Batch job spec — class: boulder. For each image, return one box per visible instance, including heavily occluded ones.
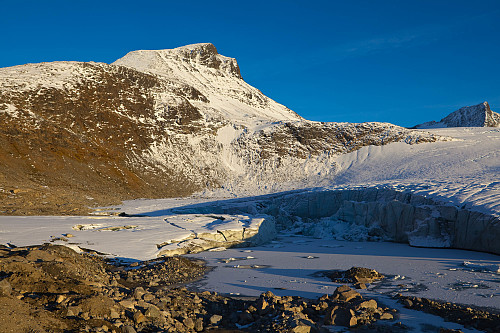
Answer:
[325,306,357,327]
[0,279,12,296]
[332,285,361,302]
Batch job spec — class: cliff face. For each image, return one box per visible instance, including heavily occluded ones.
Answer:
[0,43,441,214]
[414,102,500,129]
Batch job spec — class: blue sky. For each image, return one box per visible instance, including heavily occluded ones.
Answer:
[1,0,499,126]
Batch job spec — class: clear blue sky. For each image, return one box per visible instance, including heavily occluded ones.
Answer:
[1,0,499,127]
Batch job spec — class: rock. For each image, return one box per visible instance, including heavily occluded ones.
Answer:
[133,287,145,299]
[137,300,150,309]
[56,295,66,304]
[262,290,276,299]
[239,311,253,324]
[67,306,82,316]
[0,279,12,296]
[210,314,222,324]
[325,306,357,327]
[143,293,155,302]
[183,317,195,329]
[194,317,204,331]
[145,305,161,319]
[79,295,115,318]
[357,299,377,310]
[110,309,120,319]
[380,312,394,320]
[354,282,367,289]
[334,285,351,293]
[318,301,329,311]
[333,285,361,302]
[403,299,413,308]
[256,298,269,313]
[328,267,385,284]
[414,102,500,128]
[174,319,186,332]
[133,311,146,324]
[121,326,137,333]
[119,299,135,309]
[290,324,312,333]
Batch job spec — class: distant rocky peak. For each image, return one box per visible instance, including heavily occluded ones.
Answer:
[414,101,500,128]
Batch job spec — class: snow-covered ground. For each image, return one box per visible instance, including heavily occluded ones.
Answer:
[332,127,500,217]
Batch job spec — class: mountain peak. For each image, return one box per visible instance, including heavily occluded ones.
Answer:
[173,42,219,55]
[414,102,500,128]
[110,43,301,126]
[113,43,241,78]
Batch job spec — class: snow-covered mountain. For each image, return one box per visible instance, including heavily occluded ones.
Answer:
[0,43,441,214]
[414,101,500,128]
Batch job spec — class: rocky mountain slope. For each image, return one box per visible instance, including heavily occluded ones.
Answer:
[413,101,500,128]
[0,43,441,214]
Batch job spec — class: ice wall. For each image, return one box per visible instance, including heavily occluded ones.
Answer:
[175,188,500,254]
[268,188,500,254]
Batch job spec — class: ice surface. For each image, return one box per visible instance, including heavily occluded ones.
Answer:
[187,235,498,330]
[462,261,500,273]
[0,213,275,260]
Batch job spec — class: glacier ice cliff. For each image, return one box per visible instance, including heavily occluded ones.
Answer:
[172,187,500,255]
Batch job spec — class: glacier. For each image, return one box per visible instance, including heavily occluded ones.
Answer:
[3,127,496,258]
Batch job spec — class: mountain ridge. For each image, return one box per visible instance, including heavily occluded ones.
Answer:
[0,43,442,215]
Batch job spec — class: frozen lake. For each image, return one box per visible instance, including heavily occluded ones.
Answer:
[188,234,500,332]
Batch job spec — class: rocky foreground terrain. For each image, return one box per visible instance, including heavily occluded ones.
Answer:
[1,244,499,332]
